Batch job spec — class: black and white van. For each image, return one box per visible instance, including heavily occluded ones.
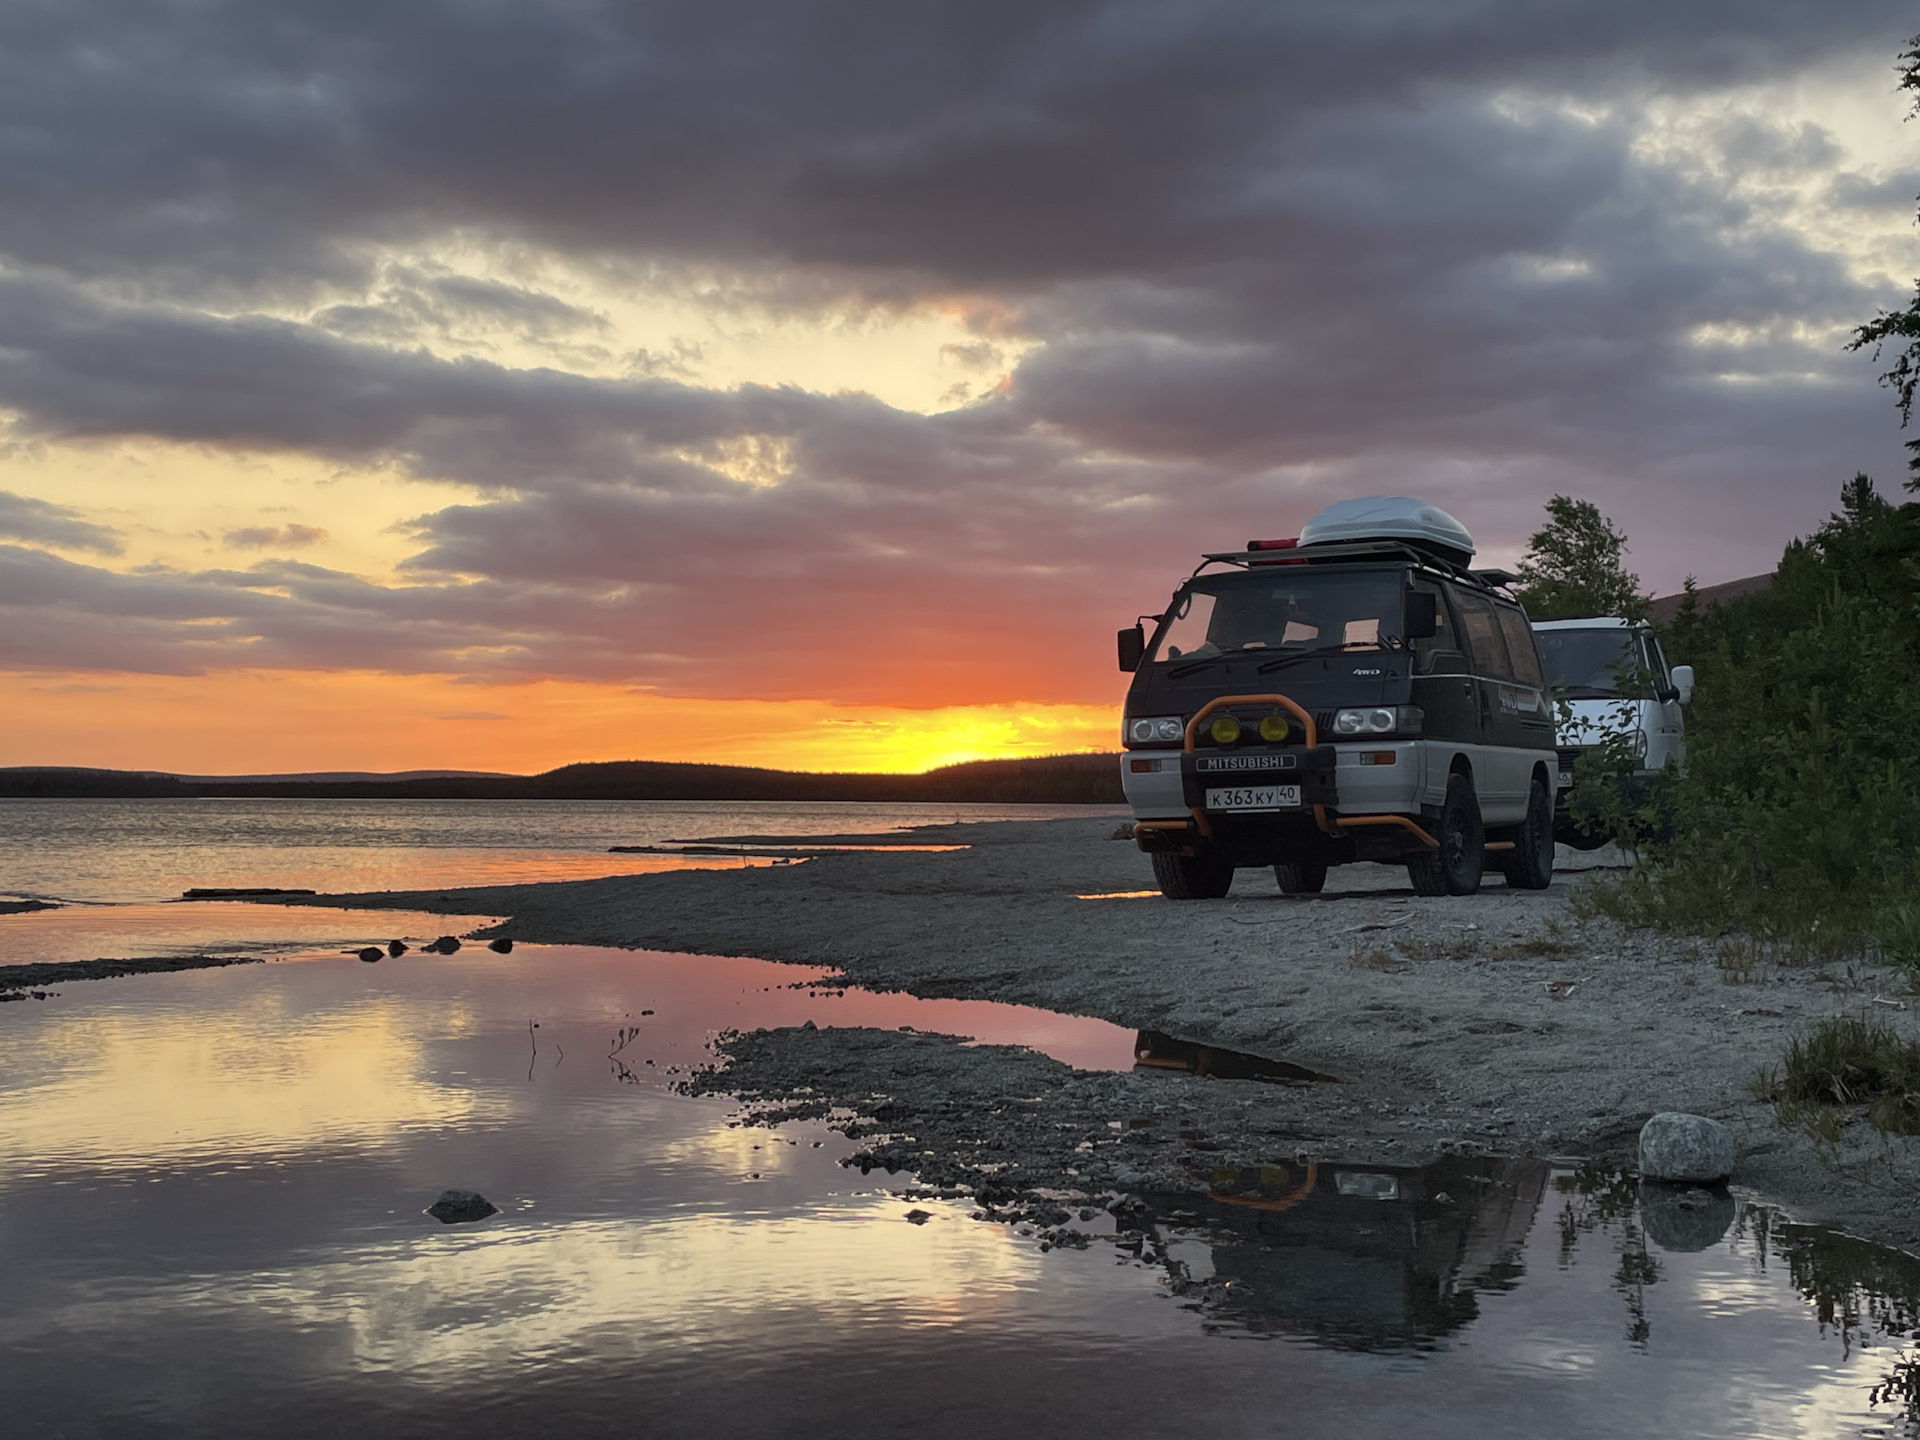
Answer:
[1116,497,1556,899]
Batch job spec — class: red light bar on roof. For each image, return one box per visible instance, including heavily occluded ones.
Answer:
[1246,537,1298,551]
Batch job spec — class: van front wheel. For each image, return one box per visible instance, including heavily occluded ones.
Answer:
[1407,773,1484,897]
[1152,849,1235,900]
[1274,862,1327,895]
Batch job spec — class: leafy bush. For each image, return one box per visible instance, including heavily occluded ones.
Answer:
[1587,477,1920,966]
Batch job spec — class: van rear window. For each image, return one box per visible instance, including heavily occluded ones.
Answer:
[1495,606,1545,688]
[1451,590,1514,681]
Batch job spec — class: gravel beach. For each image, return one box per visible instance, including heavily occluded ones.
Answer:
[277,815,1920,1251]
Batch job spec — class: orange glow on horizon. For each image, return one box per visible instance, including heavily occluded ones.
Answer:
[1,669,1120,776]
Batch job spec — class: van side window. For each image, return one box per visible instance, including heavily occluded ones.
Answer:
[1408,578,1458,673]
[1644,632,1672,691]
[1495,605,1545,688]
[1452,588,1515,680]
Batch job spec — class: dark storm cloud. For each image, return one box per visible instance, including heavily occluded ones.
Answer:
[0,0,1915,698]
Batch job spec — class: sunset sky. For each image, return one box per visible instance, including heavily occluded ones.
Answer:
[4,1,1918,775]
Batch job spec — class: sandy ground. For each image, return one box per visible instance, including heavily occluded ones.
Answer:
[276,816,1920,1251]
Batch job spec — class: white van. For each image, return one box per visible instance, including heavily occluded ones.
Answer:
[1531,618,1693,849]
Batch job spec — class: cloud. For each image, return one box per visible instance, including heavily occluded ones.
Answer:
[0,490,123,554]
[223,524,329,549]
[0,1,1915,706]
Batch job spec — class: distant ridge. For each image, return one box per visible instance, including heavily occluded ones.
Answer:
[0,753,1125,804]
[1646,572,1772,626]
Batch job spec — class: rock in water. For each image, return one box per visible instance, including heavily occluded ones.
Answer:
[1638,1112,1735,1183]
[427,935,461,954]
[426,1189,498,1224]
[487,937,513,953]
[1639,1182,1736,1253]
[356,947,384,963]
[387,939,408,957]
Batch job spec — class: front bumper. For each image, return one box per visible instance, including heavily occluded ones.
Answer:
[1123,742,1430,861]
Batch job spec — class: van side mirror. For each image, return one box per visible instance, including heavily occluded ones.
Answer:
[1670,664,1694,705]
[1403,591,1439,640]
[1117,624,1146,673]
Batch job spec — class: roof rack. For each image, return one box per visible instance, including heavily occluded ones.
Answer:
[1194,538,1497,587]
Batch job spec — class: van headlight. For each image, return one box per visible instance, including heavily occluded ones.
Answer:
[1332,706,1423,737]
[1126,715,1186,745]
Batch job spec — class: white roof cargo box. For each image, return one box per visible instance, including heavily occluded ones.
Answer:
[1297,496,1476,568]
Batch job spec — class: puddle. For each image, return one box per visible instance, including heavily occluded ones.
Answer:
[4,941,1920,1437]
[613,842,964,855]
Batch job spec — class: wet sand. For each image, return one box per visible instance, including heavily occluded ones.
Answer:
[258,815,1919,1251]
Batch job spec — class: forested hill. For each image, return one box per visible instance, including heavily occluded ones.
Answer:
[0,752,1126,804]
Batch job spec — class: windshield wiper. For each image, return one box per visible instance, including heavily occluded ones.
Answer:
[1166,649,1260,680]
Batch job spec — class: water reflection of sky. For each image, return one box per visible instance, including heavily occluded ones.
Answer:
[3,943,1918,1438]
[0,797,1103,903]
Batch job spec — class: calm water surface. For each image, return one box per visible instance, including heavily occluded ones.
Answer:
[0,940,1918,1438]
[0,798,1124,903]
[4,802,1920,1436]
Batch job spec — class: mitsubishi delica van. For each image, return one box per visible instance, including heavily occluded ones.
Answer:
[1532,618,1693,849]
[1115,497,1556,899]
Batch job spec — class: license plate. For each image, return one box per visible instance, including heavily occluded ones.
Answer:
[1205,785,1301,811]
[1556,770,1574,789]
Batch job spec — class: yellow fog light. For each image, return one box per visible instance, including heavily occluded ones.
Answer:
[1258,714,1291,743]
[1208,714,1242,745]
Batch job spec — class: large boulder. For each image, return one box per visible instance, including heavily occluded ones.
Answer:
[1638,1112,1735,1183]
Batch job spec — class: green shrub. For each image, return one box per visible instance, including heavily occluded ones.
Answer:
[1585,477,1920,967]
[1755,1016,1920,1136]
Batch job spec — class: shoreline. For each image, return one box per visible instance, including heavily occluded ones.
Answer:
[255,814,1918,1253]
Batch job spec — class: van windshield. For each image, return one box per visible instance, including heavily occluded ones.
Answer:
[1150,570,1404,665]
[1536,628,1645,699]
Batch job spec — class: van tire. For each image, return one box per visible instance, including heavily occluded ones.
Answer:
[1407,773,1484,897]
[1501,777,1555,890]
[1274,862,1328,895]
[1152,849,1234,899]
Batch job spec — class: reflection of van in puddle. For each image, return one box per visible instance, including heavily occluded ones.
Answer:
[1132,1029,1338,1084]
[1533,619,1693,849]
[1117,497,1556,898]
[1127,1155,1549,1349]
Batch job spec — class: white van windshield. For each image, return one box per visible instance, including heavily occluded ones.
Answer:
[1151,570,1404,664]
[1536,628,1648,698]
